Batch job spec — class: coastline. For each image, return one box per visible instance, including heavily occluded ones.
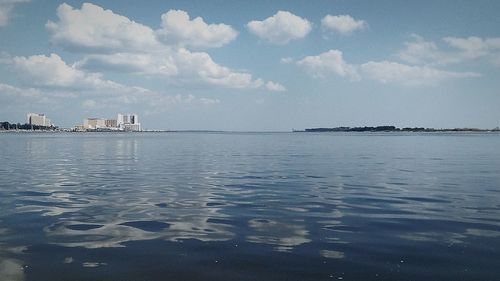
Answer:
[1,129,500,134]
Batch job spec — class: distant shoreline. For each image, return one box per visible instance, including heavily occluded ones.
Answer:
[296,126,500,133]
[1,129,500,134]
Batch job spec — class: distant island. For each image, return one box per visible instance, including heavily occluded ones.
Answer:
[296,126,500,132]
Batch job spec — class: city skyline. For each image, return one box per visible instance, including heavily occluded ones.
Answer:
[80,113,141,131]
[1,0,500,130]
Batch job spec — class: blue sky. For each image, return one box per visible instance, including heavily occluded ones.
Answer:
[1,0,499,130]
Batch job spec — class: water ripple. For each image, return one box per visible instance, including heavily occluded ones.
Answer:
[0,132,499,280]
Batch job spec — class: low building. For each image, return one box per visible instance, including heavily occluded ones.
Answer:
[74,125,85,132]
[27,113,51,127]
[83,118,106,129]
[122,123,141,131]
[105,119,117,128]
[79,114,141,131]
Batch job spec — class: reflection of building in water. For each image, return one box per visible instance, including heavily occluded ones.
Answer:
[27,113,51,126]
[115,139,139,157]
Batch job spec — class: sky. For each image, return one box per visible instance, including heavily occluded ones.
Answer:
[0,0,499,131]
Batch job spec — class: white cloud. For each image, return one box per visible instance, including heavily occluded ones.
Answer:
[77,52,178,76]
[198,97,220,105]
[247,11,312,44]
[2,52,222,115]
[295,48,480,86]
[0,4,12,26]
[0,83,78,108]
[81,89,220,111]
[157,10,238,48]
[296,49,359,80]
[158,94,220,106]
[0,82,41,98]
[397,34,443,65]
[44,3,269,91]
[78,49,267,89]
[46,3,160,52]
[321,14,367,34]
[280,57,293,64]
[11,53,120,89]
[360,61,480,86]
[443,36,500,59]
[398,34,500,66]
[265,81,286,92]
[82,99,97,109]
[0,8,8,26]
[174,48,263,88]
[6,54,174,110]
[0,0,28,27]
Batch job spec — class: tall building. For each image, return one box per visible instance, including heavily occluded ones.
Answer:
[117,113,141,131]
[117,114,125,125]
[27,113,51,126]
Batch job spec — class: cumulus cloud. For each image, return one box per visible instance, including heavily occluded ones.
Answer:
[443,36,500,59]
[398,34,500,66]
[0,5,10,26]
[0,0,28,27]
[0,82,220,115]
[280,57,293,64]
[82,99,97,109]
[360,60,480,86]
[46,3,160,52]
[0,83,79,109]
[265,81,286,92]
[247,11,312,44]
[0,82,41,98]
[397,34,444,65]
[296,49,479,86]
[78,49,264,89]
[7,53,209,110]
[77,50,267,89]
[175,48,263,88]
[321,14,367,34]
[157,10,238,48]
[45,3,270,90]
[157,94,220,106]
[11,53,121,89]
[296,49,359,80]
[77,52,179,76]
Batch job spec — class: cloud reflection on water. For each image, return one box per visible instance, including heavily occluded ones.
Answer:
[0,259,25,281]
[246,219,310,252]
[1,133,500,280]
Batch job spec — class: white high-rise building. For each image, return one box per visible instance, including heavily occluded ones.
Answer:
[117,113,141,131]
[117,114,123,125]
[27,113,51,126]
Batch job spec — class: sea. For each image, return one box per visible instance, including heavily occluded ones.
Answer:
[0,132,499,281]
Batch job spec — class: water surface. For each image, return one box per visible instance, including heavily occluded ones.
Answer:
[1,132,499,280]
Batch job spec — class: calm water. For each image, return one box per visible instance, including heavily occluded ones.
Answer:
[1,132,500,281]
